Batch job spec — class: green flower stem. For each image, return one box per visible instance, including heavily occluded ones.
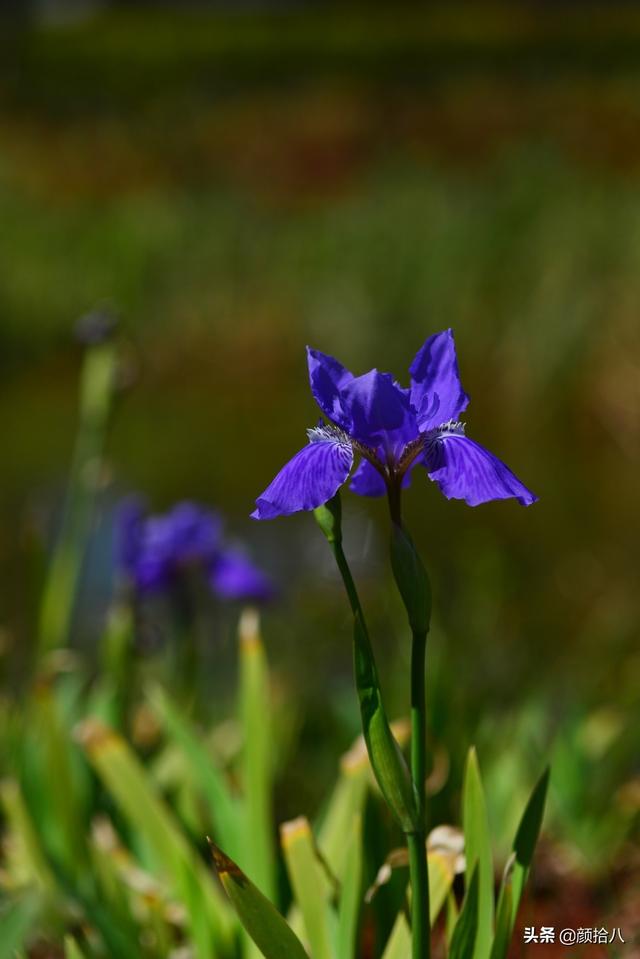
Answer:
[388,485,432,959]
[38,338,117,658]
[408,627,430,959]
[314,497,418,836]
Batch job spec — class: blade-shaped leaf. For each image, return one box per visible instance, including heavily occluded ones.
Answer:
[0,779,55,891]
[240,610,277,900]
[490,767,549,959]
[511,767,550,928]
[281,817,336,959]
[462,748,493,959]
[211,841,309,959]
[336,814,362,959]
[148,684,242,860]
[449,866,479,959]
[77,718,235,959]
[489,870,513,959]
[428,850,457,924]
[352,610,418,834]
[318,739,369,883]
[381,914,411,959]
[0,895,40,959]
[64,936,88,959]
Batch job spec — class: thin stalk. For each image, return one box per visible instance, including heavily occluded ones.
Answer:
[388,476,431,959]
[409,627,430,959]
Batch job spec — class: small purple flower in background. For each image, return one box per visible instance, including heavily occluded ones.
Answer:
[252,329,537,519]
[116,499,275,604]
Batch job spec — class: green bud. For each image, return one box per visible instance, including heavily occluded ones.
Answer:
[390,525,431,636]
[313,494,342,545]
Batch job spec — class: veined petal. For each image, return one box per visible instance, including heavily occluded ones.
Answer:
[349,459,387,497]
[409,329,470,431]
[252,428,354,519]
[425,430,537,506]
[340,369,417,448]
[307,347,354,431]
[209,549,275,603]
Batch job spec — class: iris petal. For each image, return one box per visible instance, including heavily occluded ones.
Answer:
[349,459,387,497]
[307,347,354,431]
[409,329,470,431]
[340,369,417,448]
[252,434,354,519]
[425,432,537,506]
[349,458,415,497]
[209,549,275,603]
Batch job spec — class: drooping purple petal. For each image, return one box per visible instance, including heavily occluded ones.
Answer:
[409,329,470,431]
[349,459,387,497]
[252,429,354,519]
[349,457,416,497]
[424,430,537,506]
[339,369,417,450]
[307,347,354,431]
[209,549,275,603]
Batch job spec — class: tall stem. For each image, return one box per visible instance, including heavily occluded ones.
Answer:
[388,474,430,959]
[409,627,429,959]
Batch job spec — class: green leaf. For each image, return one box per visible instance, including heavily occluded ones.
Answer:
[317,738,369,883]
[0,895,40,959]
[78,718,235,959]
[462,748,493,959]
[64,936,88,959]
[240,610,277,900]
[381,914,411,959]
[352,610,418,833]
[428,850,457,924]
[389,525,431,635]
[211,841,309,959]
[511,767,550,927]
[336,814,362,959]
[281,817,336,959]
[446,892,459,946]
[148,684,242,861]
[0,779,55,891]
[489,868,513,959]
[489,767,550,959]
[449,866,479,959]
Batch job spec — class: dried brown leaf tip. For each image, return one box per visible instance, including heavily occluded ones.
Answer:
[74,717,118,752]
[207,838,246,885]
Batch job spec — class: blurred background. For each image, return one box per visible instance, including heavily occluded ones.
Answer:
[1,1,639,953]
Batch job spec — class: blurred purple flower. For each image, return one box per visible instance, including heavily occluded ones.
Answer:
[252,329,537,519]
[116,499,274,603]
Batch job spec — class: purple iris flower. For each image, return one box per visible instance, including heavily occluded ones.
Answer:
[252,329,537,519]
[116,499,274,603]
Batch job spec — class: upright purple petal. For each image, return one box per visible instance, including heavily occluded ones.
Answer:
[340,369,417,449]
[209,549,276,603]
[252,429,354,519]
[164,502,222,565]
[425,430,537,507]
[307,347,355,431]
[409,329,470,431]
